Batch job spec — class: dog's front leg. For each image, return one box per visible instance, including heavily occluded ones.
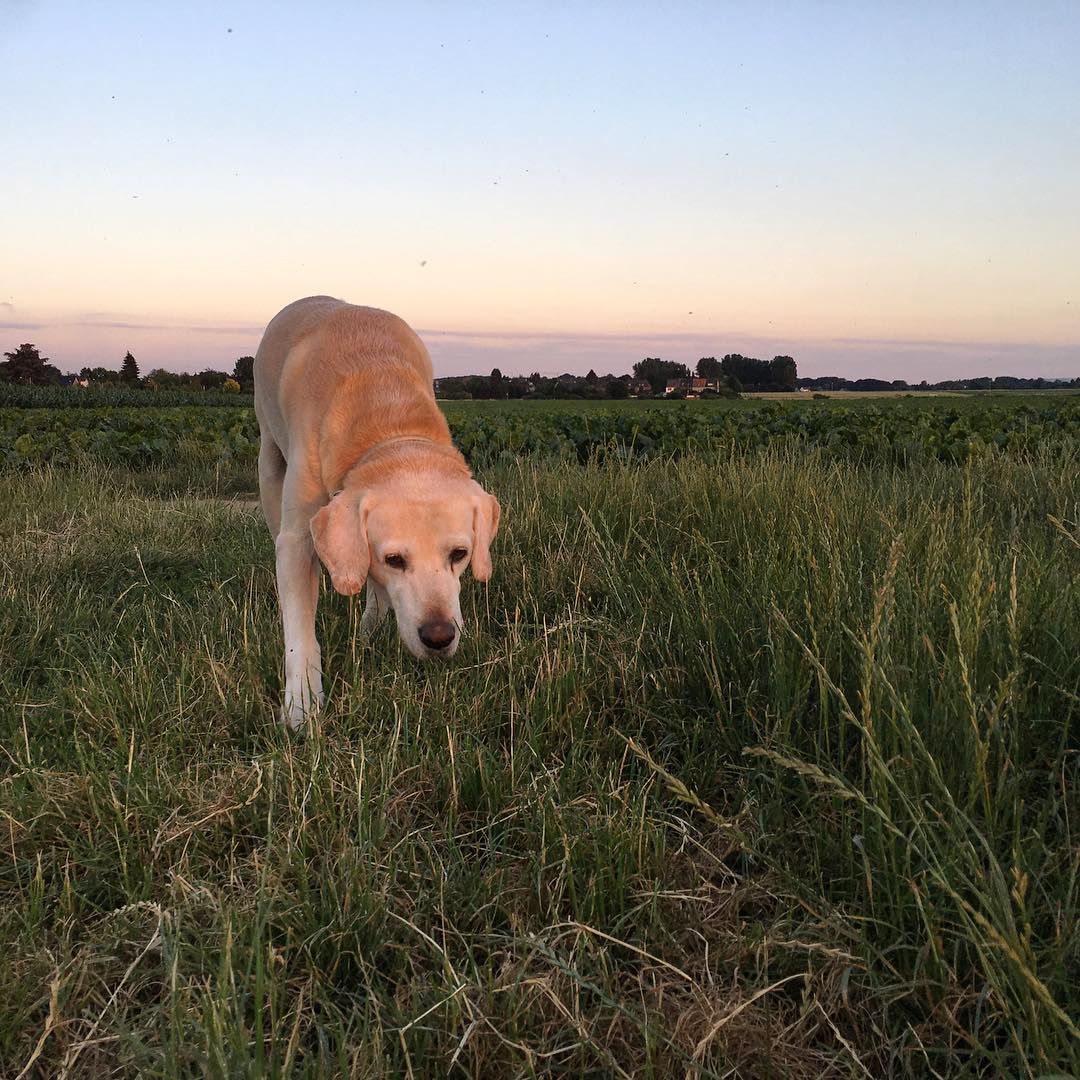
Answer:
[275,529,323,729]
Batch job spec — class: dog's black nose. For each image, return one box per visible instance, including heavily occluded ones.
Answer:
[418,621,456,650]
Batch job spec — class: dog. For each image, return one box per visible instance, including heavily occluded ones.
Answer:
[254,296,501,728]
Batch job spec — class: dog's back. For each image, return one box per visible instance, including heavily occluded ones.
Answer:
[255,296,450,486]
[255,297,438,461]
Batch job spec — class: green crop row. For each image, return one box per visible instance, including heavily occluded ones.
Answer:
[1,398,1077,468]
[0,383,255,409]
[0,407,259,466]
[449,397,1080,466]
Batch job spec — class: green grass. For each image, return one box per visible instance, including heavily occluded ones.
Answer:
[1,441,1077,1076]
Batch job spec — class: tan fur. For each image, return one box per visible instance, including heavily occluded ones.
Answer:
[254,296,501,728]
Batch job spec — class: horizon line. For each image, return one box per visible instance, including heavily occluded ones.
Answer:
[2,317,1078,356]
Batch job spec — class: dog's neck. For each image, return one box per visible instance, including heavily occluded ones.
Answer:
[317,373,464,493]
[353,434,438,466]
[334,435,470,495]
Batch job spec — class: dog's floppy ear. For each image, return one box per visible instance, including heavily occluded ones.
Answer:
[470,488,501,582]
[310,491,369,595]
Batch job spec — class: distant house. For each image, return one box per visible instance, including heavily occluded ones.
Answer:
[665,377,720,397]
[59,374,90,388]
[629,379,653,396]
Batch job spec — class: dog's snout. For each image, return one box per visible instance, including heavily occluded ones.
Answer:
[418,620,456,651]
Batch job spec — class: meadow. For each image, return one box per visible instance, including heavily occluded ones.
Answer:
[0,394,1077,1077]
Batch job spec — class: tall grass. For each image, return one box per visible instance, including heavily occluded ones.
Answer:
[0,444,1076,1076]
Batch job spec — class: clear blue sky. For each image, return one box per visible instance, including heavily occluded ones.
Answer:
[3,0,1078,378]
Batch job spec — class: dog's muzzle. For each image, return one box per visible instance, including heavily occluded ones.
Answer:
[418,620,457,651]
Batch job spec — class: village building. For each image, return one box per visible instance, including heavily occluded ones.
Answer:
[664,377,721,397]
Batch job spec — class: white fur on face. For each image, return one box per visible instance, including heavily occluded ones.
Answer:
[364,487,477,659]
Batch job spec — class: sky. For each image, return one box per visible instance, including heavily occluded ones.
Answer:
[2,0,1079,380]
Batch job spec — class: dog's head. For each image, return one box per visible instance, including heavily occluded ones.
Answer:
[311,475,500,658]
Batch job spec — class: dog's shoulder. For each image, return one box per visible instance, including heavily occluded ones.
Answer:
[320,304,427,360]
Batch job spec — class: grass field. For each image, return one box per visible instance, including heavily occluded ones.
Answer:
[1,399,1077,1076]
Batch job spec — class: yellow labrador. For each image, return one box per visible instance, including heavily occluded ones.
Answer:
[254,296,501,728]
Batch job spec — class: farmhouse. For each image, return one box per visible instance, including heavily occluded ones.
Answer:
[664,377,721,397]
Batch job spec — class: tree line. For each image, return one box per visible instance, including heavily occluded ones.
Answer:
[6,343,793,399]
[798,374,1080,391]
[436,368,633,401]
[436,354,797,400]
[0,345,255,391]
[6,342,1074,398]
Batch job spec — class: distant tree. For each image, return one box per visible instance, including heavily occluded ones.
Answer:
[585,368,598,384]
[197,368,227,390]
[607,376,630,399]
[223,378,241,393]
[769,355,797,390]
[720,354,768,390]
[144,368,189,389]
[529,375,556,398]
[696,356,722,379]
[489,367,506,400]
[720,353,796,391]
[466,375,492,400]
[798,375,847,391]
[632,357,690,394]
[232,355,255,390]
[120,351,140,385]
[0,343,61,385]
[80,365,118,385]
[632,357,662,391]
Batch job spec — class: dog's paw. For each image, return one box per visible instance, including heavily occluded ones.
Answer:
[278,705,307,733]
[279,692,323,732]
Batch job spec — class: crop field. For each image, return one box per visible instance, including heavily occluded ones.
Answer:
[2,393,1077,469]
[1,394,1078,1076]
[0,383,254,410]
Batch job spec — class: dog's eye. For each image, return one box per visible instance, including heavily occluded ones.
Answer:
[449,548,468,566]
[385,554,407,571]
